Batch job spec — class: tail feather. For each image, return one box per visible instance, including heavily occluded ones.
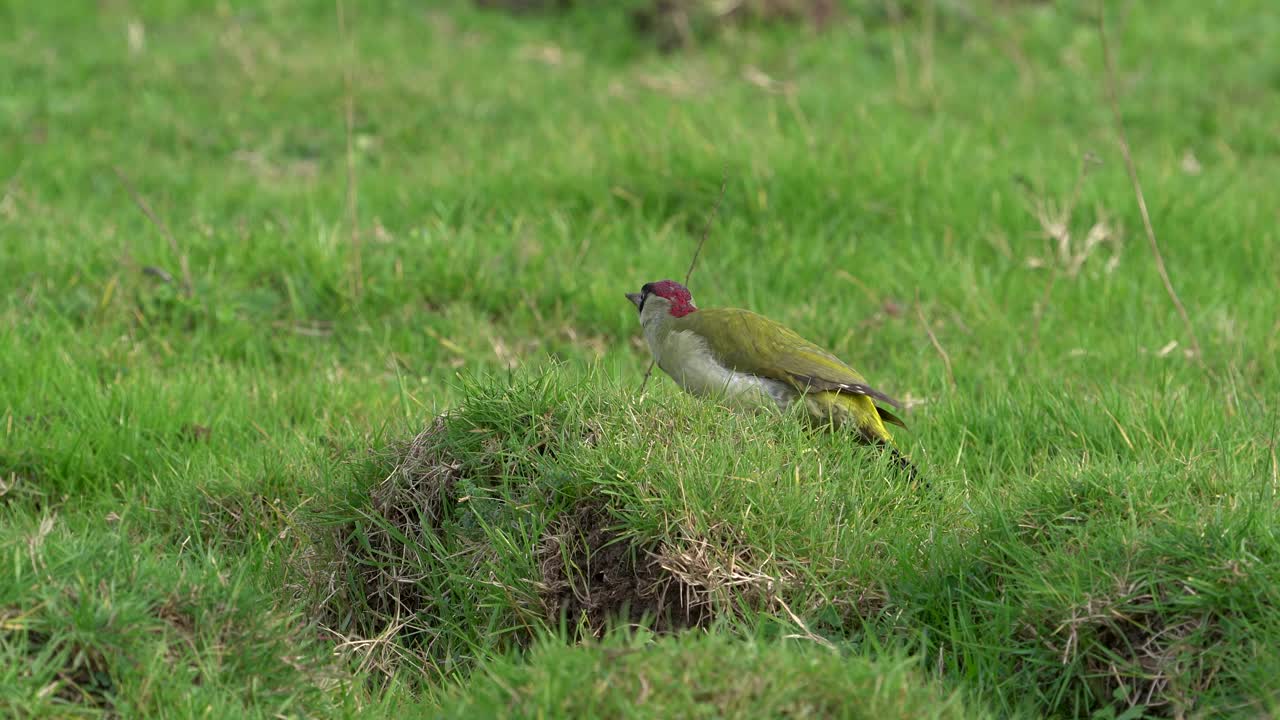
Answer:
[877,405,907,429]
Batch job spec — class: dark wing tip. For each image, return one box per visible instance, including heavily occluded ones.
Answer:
[790,374,905,410]
[837,382,904,410]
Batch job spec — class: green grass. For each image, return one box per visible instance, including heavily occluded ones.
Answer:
[2,0,1279,717]
[430,629,982,719]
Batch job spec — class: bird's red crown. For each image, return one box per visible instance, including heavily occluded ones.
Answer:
[641,280,697,317]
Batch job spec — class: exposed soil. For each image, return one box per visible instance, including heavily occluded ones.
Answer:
[538,502,710,636]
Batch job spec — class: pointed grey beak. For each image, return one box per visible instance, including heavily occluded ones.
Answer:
[625,292,643,310]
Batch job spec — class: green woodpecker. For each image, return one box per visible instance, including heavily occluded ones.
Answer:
[627,280,914,475]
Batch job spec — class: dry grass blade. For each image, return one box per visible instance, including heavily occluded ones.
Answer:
[639,168,728,392]
[112,166,192,296]
[1096,7,1206,371]
[337,0,362,299]
[915,290,955,389]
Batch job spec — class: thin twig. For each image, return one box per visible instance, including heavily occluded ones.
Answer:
[915,290,955,389]
[1097,7,1204,367]
[918,0,937,104]
[113,166,192,296]
[639,169,728,392]
[885,0,910,101]
[338,0,362,299]
[680,180,724,289]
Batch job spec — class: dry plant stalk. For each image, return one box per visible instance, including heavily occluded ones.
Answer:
[639,169,728,392]
[915,289,955,389]
[113,166,193,296]
[1096,7,1206,369]
[337,0,362,299]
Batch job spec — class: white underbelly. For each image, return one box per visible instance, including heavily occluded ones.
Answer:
[655,330,796,411]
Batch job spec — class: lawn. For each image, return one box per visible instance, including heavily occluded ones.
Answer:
[2,0,1279,717]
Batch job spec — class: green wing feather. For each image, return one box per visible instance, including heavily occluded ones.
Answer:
[673,308,906,426]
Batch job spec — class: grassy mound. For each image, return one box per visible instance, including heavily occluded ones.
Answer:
[311,369,921,679]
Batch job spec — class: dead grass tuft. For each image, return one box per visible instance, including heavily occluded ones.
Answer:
[1016,157,1122,279]
[658,530,793,612]
[373,417,461,537]
[344,417,462,628]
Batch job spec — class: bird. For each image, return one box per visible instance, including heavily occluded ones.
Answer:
[626,279,915,476]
